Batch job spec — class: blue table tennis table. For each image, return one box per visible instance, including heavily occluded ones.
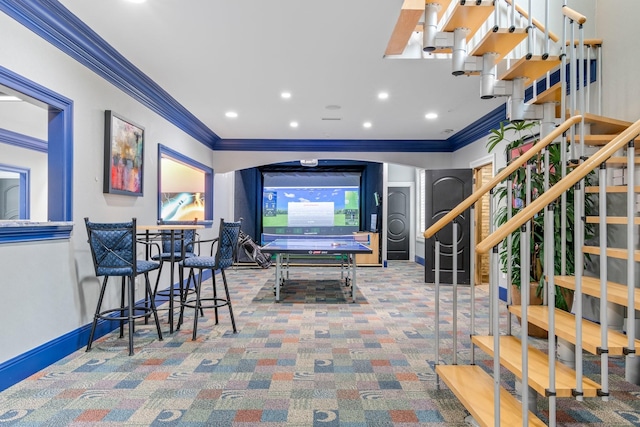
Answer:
[260,235,373,303]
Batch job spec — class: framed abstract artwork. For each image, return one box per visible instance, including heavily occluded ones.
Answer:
[103,110,144,196]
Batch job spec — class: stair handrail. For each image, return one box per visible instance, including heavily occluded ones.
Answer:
[477,117,640,254]
[504,0,559,42]
[562,4,587,25]
[423,115,583,239]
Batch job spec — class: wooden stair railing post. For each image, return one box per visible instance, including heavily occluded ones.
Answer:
[598,162,610,400]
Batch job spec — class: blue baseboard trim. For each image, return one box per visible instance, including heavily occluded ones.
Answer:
[0,269,215,391]
[499,285,507,302]
[414,255,425,266]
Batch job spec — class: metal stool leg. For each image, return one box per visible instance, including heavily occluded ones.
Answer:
[86,277,109,352]
[221,269,237,333]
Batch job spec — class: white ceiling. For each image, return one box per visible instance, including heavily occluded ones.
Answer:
[58,0,504,142]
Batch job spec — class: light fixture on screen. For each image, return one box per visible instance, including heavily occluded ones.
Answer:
[300,159,318,167]
[225,111,238,118]
[281,91,292,99]
[363,122,372,128]
[425,112,438,119]
[290,121,299,128]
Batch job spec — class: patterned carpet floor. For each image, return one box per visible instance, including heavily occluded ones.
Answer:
[1,261,640,426]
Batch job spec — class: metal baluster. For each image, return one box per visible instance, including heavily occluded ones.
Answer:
[574,180,584,400]
[546,202,557,427]
[599,163,609,401]
[470,205,476,364]
[627,140,637,379]
[435,239,441,381]
[453,222,458,366]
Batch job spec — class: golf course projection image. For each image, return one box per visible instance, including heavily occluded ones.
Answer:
[261,171,361,236]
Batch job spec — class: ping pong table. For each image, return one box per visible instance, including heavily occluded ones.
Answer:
[260,235,373,303]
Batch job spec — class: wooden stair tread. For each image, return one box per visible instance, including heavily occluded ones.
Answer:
[585,216,640,225]
[435,365,546,427]
[442,1,495,41]
[472,335,600,398]
[585,185,640,193]
[469,28,528,63]
[569,112,633,134]
[605,157,640,165]
[499,55,561,85]
[555,275,640,311]
[530,82,562,105]
[570,134,621,145]
[583,245,640,262]
[385,0,426,56]
[508,305,629,355]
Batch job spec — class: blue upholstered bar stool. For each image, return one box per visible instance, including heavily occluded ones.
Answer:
[84,218,163,355]
[178,218,240,340]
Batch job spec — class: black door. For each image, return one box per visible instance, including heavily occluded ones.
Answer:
[424,169,472,284]
[387,187,410,260]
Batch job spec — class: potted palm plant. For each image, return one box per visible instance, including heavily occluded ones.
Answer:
[487,120,594,327]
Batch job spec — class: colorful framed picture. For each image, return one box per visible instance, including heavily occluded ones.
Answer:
[103,110,144,196]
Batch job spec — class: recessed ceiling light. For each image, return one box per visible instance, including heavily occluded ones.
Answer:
[0,95,21,102]
[225,111,238,118]
[290,121,299,128]
[425,112,438,119]
[377,92,389,100]
[281,91,292,99]
[363,122,372,128]
[125,0,147,3]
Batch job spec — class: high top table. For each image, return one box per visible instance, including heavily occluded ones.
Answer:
[260,235,372,303]
[137,224,204,333]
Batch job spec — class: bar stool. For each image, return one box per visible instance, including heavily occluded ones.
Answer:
[178,218,241,340]
[84,217,163,355]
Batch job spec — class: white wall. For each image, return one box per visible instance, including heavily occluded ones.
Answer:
[0,0,637,366]
[211,151,452,174]
[0,12,215,363]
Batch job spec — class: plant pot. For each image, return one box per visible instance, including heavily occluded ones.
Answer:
[511,283,548,339]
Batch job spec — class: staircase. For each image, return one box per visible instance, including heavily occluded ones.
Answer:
[389,1,640,425]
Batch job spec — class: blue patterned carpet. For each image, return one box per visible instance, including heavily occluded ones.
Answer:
[1,261,639,426]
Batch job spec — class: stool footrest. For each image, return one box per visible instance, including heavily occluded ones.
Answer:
[182,297,231,310]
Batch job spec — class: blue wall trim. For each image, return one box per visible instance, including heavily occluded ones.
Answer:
[0,223,73,244]
[157,144,214,221]
[0,1,510,154]
[0,269,213,391]
[0,128,47,152]
[0,163,30,219]
[448,104,507,151]
[0,65,73,241]
[213,138,455,152]
[0,0,218,148]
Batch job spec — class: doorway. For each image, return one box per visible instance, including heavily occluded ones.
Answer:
[387,186,410,260]
[474,163,493,285]
[423,169,472,284]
